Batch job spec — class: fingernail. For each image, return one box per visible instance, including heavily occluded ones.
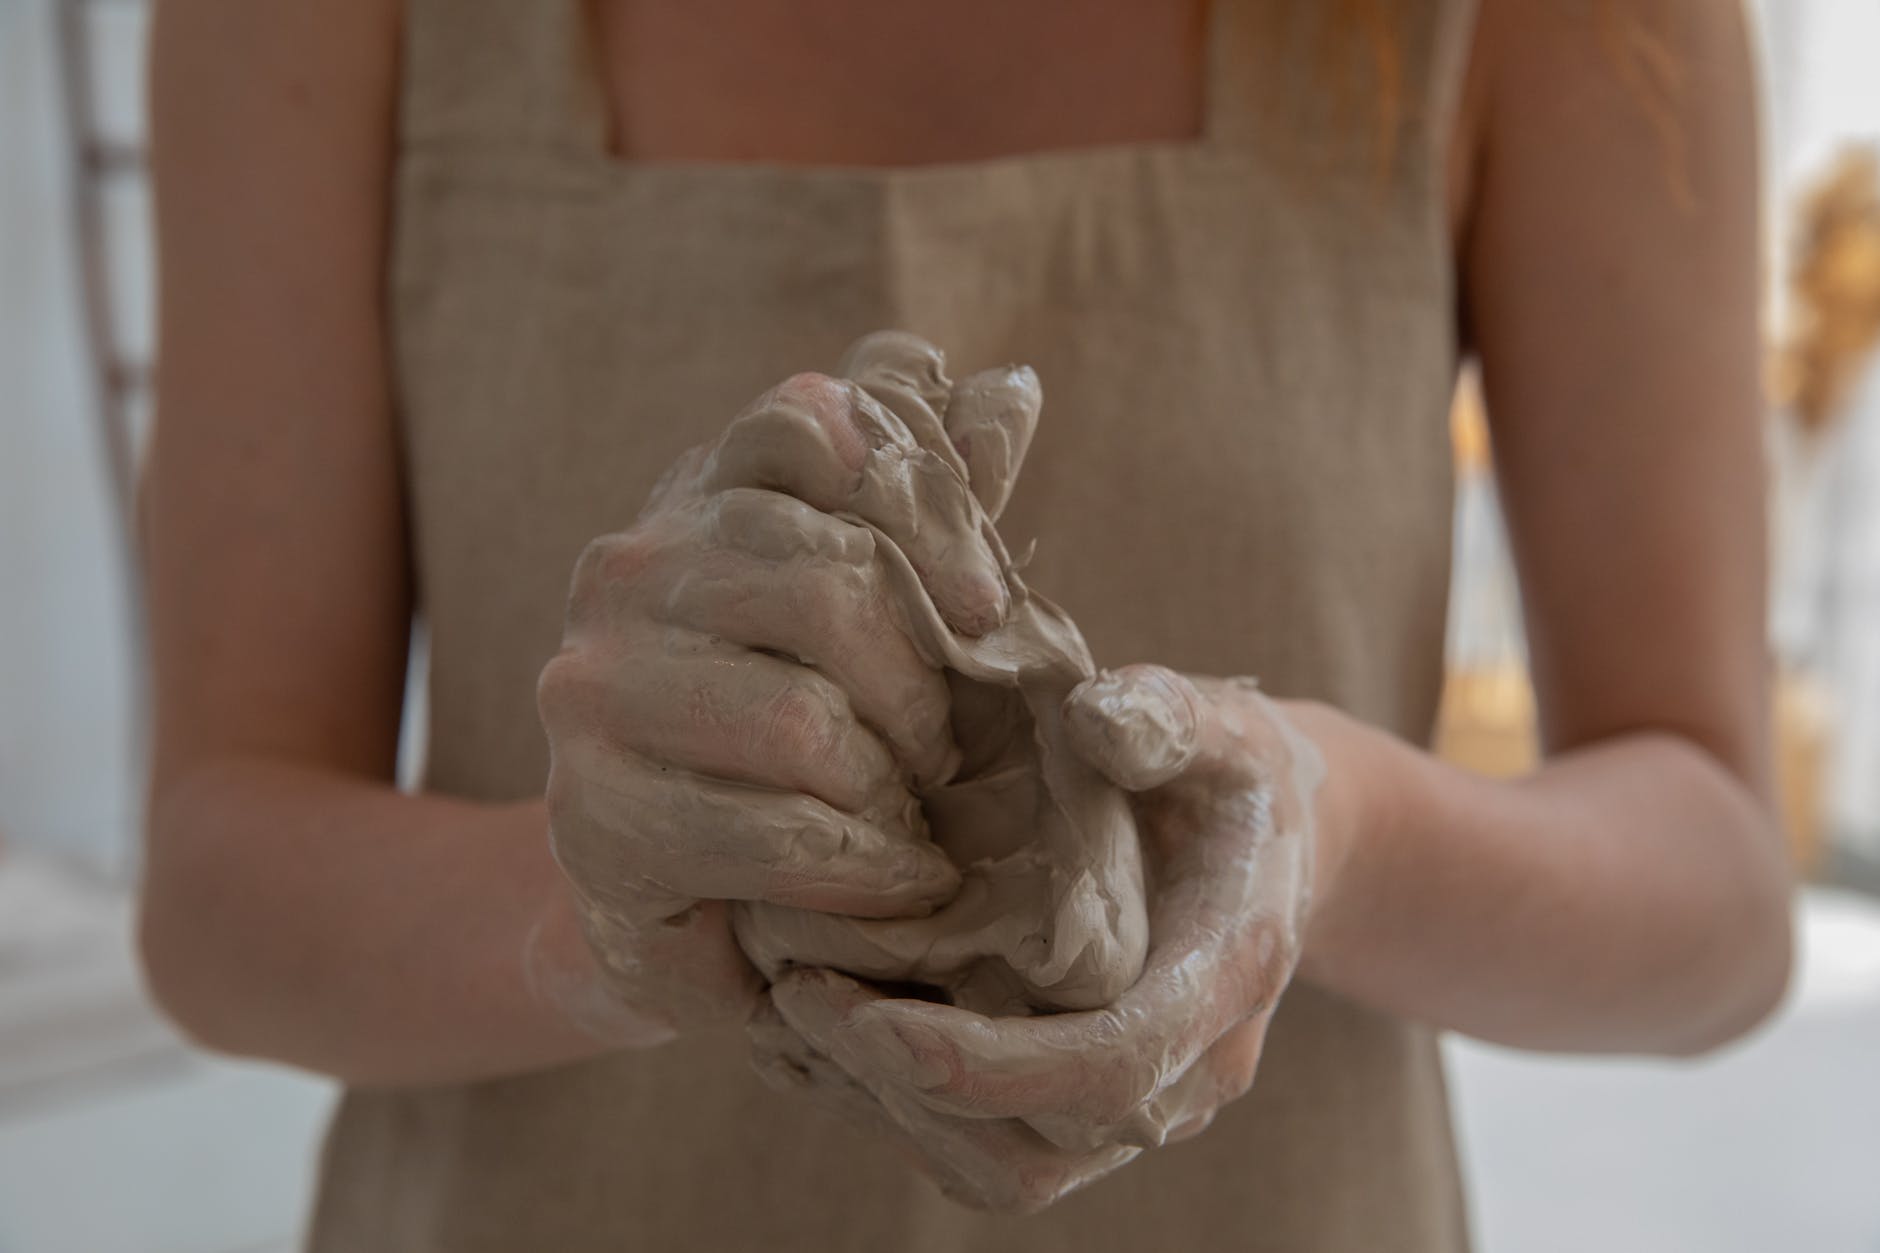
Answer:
[1066,667,1199,791]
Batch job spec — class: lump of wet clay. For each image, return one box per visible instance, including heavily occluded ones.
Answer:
[730,332,1149,1015]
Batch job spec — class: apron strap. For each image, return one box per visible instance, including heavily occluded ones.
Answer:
[1202,0,1483,180]
[398,0,609,157]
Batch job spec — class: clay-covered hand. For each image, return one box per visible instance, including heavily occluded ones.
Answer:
[536,367,1019,1037]
[756,665,1324,1212]
[732,333,1150,1016]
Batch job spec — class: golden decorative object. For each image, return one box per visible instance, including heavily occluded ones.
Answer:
[1435,663,1538,780]
[1779,145,1880,436]
[1776,670,1829,877]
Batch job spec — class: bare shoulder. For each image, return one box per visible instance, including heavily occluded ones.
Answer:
[1451,0,1756,243]
[1472,0,1755,150]
[150,0,400,128]
[148,0,403,314]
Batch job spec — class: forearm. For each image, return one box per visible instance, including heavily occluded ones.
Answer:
[1291,702,1793,1056]
[140,758,660,1085]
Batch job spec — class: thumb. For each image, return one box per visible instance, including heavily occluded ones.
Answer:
[944,365,1041,521]
[1061,664,1204,792]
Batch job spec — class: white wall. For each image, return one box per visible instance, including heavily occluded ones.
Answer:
[1756,0,1880,203]
[0,0,146,877]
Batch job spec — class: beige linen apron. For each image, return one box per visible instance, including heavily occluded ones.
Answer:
[308,0,1478,1247]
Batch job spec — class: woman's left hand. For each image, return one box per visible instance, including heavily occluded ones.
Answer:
[750,664,1328,1213]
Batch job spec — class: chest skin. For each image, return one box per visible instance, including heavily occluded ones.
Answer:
[589,0,1210,166]
[588,0,1479,252]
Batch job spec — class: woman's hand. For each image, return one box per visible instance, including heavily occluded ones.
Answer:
[537,369,1017,1038]
[753,664,1326,1211]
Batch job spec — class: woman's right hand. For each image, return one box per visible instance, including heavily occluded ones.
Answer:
[536,366,1011,1038]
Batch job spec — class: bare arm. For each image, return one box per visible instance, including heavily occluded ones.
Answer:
[139,1,972,1085]
[140,0,623,1083]
[1299,0,1790,1054]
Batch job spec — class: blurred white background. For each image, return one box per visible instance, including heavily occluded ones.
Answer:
[2,2,1879,1251]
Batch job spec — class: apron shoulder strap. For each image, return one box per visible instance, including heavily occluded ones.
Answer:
[397,0,609,157]
[1203,0,1482,184]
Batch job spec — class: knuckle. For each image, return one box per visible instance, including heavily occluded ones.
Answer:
[814,517,878,567]
[535,651,592,729]
[774,372,861,442]
[777,370,839,396]
[721,372,872,486]
[1087,1006,1133,1048]
[1118,1055,1163,1111]
[537,645,640,732]
[752,678,843,762]
[704,487,788,543]
[784,562,874,645]
[1095,1055,1163,1125]
[567,533,660,621]
[706,488,874,570]
[1081,1013,1163,1119]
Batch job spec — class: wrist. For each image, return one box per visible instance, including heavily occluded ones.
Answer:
[520,807,679,1050]
[1274,700,1406,985]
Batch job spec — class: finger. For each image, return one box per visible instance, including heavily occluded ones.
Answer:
[701,371,1011,636]
[1025,1015,1271,1153]
[771,970,1136,1214]
[886,1087,1138,1215]
[1060,664,1209,792]
[833,336,1020,637]
[770,968,1172,1130]
[754,1003,1126,1215]
[1156,1017,1270,1145]
[749,994,988,1189]
[700,371,873,497]
[662,489,957,785]
[1066,670,1329,817]
[747,997,907,1127]
[836,331,960,467]
[751,996,1004,1188]
[539,636,902,818]
[943,365,1041,520]
[1067,658,1285,786]
[827,993,1179,1130]
[731,839,1060,991]
[544,754,958,918]
[804,876,1274,1130]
